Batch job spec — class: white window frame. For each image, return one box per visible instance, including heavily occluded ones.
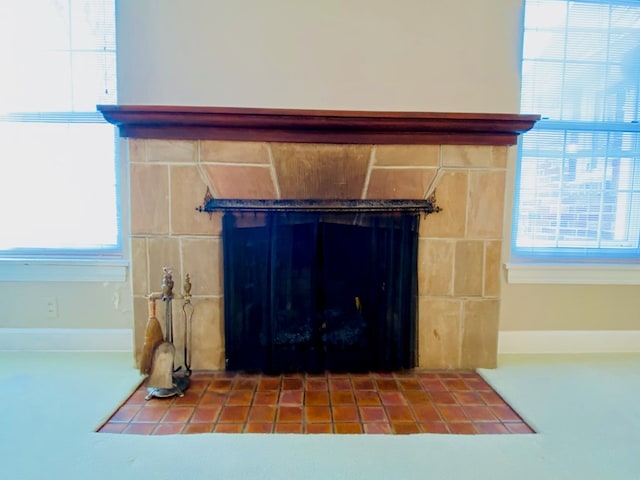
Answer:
[508,0,640,285]
[0,0,125,282]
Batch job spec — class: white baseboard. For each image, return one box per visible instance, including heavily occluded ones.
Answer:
[0,328,133,352]
[3,328,637,355]
[498,330,640,354]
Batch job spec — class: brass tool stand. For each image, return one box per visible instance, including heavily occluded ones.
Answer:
[145,268,193,400]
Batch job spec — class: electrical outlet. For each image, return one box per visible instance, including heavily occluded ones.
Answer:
[46,297,58,318]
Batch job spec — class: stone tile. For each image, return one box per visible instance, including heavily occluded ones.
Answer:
[147,237,181,291]
[200,141,269,164]
[418,297,462,369]
[365,168,437,199]
[441,145,507,168]
[126,135,506,373]
[128,138,146,163]
[181,237,222,296]
[171,165,222,235]
[484,241,502,297]
[418,239,454,296]
[419,170,467,238]
[202,165,277,199]
[130,164,170,234]
[132,295,148,368]
[146,140,197,163]
[271,143,371,199]
[190,297,225,370]
[493,146,508,168]
[130,237,148,296]
[454,241,484,297]
[374,145,440,166]
[461,299,499,369]
[467,171,506,239]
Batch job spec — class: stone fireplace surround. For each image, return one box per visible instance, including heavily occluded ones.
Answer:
[99,106,538,371]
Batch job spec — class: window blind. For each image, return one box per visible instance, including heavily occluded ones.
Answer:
[514,0,640,261]
[0,0,119,254]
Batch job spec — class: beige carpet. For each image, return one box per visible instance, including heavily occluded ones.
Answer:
[1,351,639,480]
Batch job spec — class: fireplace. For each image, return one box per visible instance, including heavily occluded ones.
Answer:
[99,105,538,372]
[221,210,419,373]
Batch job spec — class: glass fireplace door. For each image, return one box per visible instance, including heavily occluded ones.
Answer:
[222,211,418,374]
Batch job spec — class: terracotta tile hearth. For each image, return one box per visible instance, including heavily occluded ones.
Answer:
[98,370,534,435]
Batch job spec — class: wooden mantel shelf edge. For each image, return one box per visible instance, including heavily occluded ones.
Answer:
[97,105,540,146]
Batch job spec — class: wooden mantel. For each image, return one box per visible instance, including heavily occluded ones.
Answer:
[97,105,539,146]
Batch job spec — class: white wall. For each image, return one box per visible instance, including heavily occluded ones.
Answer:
[13,0,524,333]
[0,281,132,329]
[4,0,635,334]
[116,0,523,113]
[0,140,132,332]
[115,0,638,333]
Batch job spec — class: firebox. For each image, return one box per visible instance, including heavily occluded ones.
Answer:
[221,210,420,374]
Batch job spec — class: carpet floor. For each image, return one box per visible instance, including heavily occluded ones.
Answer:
[1,351,639,480]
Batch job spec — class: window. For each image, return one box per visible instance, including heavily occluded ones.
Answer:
[0,0,119,261]
[513,0,640,265]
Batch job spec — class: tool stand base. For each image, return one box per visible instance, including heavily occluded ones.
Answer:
[145,375,190,400]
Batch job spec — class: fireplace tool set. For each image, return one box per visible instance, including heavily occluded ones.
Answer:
[140,268,194,400]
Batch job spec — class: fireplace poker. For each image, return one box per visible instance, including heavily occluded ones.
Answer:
[182,273,194,377]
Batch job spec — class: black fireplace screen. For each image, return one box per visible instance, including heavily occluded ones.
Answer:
[222,211,419,374]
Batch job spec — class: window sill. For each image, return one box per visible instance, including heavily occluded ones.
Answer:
[505,262,640,285]
[0,258,128,282]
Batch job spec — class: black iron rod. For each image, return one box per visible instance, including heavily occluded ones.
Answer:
[197,198,441,214]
